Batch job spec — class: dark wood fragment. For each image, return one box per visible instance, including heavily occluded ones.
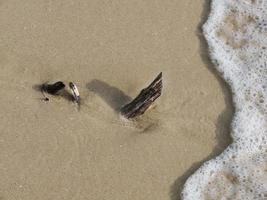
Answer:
[42,81,65,95]
[120,72,162,119]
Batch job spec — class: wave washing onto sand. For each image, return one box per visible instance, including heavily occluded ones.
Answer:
[182,0,267,199]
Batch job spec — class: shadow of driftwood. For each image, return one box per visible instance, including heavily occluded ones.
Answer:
[170,0,234,199]
[87,79,132,111]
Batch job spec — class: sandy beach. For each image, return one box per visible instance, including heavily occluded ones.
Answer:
[0,0,233,199]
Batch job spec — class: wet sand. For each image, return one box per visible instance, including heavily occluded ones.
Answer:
[0,0,233,200]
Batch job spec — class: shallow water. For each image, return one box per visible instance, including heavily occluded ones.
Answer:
[182,0,267,199]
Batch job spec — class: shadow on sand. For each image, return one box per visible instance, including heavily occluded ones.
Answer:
[170,1,234,199]
[87,79,132,112]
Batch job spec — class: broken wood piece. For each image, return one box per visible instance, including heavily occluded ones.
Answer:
[42,81,65,95]
[41,81,65,101]
[120,72,162,119]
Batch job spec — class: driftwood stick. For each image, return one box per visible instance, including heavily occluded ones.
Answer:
[120,72,162,119]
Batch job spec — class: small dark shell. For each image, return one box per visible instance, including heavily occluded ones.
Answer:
[42,81,65,95]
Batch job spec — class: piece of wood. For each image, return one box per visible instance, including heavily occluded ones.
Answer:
[41,81,65,101]
[120,72,162,119]
[42,81,65,95]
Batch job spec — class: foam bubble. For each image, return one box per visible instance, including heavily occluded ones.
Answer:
[182,0,267,199]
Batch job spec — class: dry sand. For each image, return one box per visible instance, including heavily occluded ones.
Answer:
[0,0,233,200]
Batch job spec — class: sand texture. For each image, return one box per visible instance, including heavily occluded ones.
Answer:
[0,0,232,199]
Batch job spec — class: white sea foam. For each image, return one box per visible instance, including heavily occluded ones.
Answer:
[182,0,267,199]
